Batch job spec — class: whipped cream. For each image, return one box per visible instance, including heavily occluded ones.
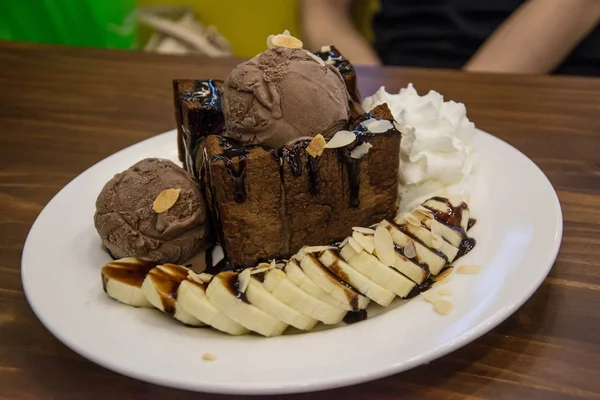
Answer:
[362,84,477,212]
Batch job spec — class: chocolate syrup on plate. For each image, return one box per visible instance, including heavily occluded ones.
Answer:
[343,309,367,324]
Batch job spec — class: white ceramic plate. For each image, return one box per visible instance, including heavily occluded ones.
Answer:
[22,129,562,395]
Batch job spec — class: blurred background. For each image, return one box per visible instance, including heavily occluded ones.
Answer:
[0,0,376,57]
[1,0,598,75]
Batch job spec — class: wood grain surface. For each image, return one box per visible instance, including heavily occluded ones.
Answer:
[1,41,599,400]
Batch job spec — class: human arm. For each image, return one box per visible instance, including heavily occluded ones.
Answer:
[300,0,382,65]
[465,0,600,74]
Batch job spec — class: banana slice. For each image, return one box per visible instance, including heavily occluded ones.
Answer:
[393,214,459,262]
[393,252,429,284]
[240,268,318,331]
[284,259,353,311]
[340,246,415,298]
[378,220,447,275]
[205,272,288,337]
[177,273,249,335]
[101,257,155,307]
[318,250,395,307]
[141,264,204,326]
[298,253,370,310]
[262,267,346,325]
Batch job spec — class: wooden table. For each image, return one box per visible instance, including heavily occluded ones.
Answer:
[1,41,599,400]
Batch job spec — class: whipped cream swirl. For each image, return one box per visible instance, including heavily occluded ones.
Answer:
[362,84,477,212]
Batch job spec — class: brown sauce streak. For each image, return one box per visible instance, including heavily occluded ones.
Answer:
[148,264,189,316]
[307,254,361,311]
[221,272,249,303]
[101,259,158,293]
[343,309,367,324]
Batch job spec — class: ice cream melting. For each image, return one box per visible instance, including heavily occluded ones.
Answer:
[222,47,351,149]
[362,84,477,212]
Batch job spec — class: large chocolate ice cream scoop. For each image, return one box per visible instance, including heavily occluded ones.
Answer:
[222,47,351,149]
[94,158,208,264]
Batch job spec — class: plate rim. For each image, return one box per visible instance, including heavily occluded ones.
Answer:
[21,129,563,395]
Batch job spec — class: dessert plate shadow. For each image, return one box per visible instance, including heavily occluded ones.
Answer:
[22,129,562,395]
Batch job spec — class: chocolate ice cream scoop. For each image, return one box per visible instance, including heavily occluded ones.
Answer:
[222,47,351,149]
[94,158,208,264]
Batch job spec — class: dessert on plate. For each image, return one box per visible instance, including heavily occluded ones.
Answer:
[94,31,478,336]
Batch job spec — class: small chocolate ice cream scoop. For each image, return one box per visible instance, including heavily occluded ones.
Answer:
[94,158,208,264]
[222,47,351,149]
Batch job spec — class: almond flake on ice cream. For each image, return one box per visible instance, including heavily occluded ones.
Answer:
[152,188,181,213]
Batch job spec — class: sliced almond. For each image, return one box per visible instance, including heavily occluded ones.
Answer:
[437,288,454,297]
[366,119,393,134]
[269,33,303,49]
[413,206,433,219]
[352,226,376,235]
[237,269,252,293]
[303,245,337,253]
[433,299,454,316]
[347,236,363,253]
[306,51,326,66]
[361,118,376,128]
[198,273,213,283]
[152,188,181,213]
[352,231,375,254]
[338,237,350,248]
[306,134,326,157]
[202,353,216,361]
[420,291,440,303]
[457,265,482,275]
[403,240,417,259]
[434,266,453,282]
[350,142,373,159]
[404,212,421,227]
[374,226,395,267]
[250,267,269,275]
[324,130,356,149]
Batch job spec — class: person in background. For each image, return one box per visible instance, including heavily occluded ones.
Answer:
[301,0,600,76]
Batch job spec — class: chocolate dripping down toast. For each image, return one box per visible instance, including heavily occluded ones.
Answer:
[173,49,401,269]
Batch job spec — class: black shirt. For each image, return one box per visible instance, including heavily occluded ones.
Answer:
[373,0,600,76]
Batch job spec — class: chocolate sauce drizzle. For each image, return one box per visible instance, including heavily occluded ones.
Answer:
[307,155,320,195]
[221,273,250,303]
[212,137,249,203]
[281,141,307,177]
[343,309,367,324]
[178,79,225,177]
[421,197,477,260]
[336,143,363,208]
